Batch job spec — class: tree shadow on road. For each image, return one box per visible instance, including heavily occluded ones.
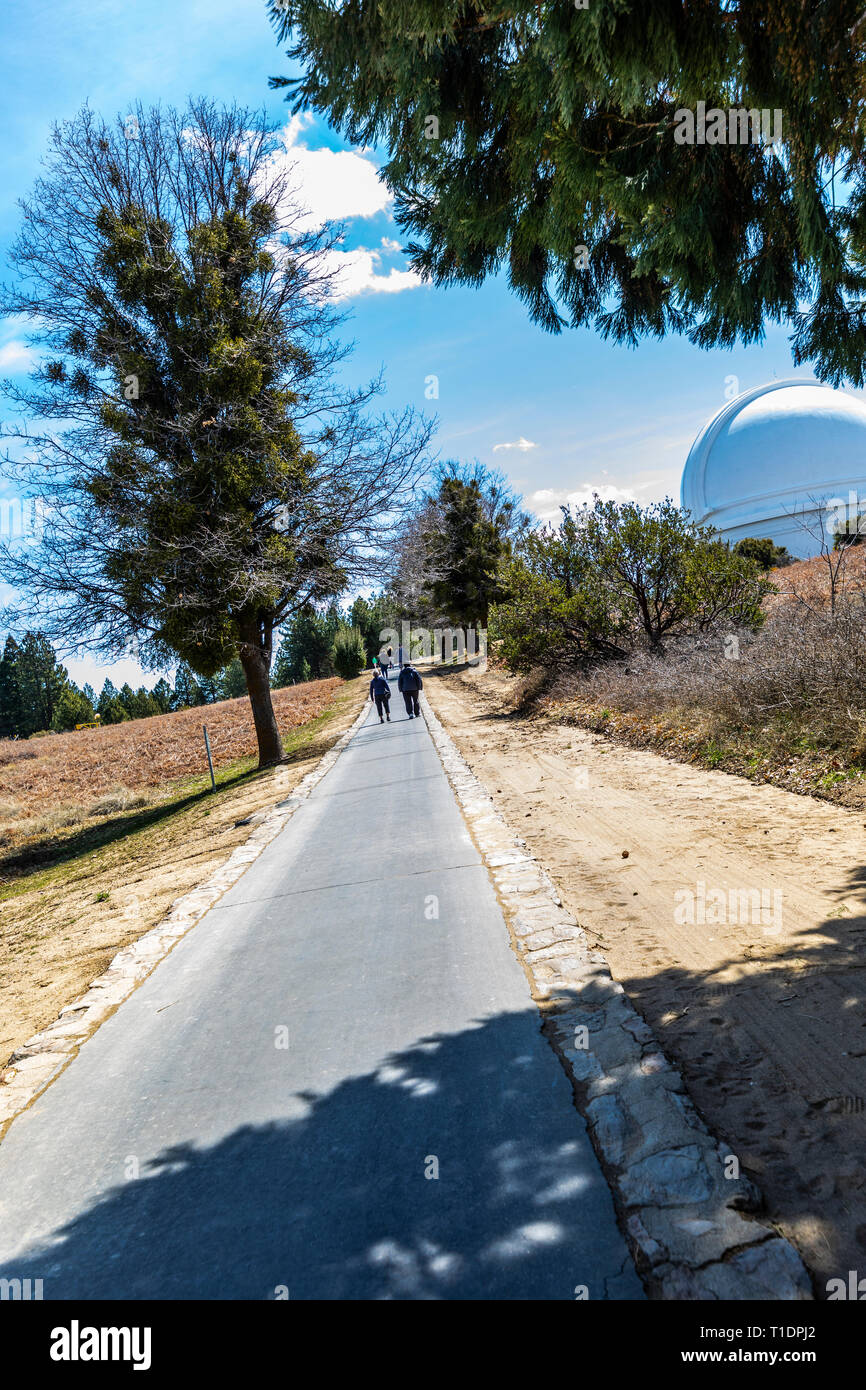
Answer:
[0,1006,642,1301]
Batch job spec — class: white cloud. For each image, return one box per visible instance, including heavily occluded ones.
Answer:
[271,114,392,231]
[266,119,422,301]
[0,339,36,373]
[64,655,174,692]
[493,436,537,453]
[527,483,635,523]
[322,246,422,302]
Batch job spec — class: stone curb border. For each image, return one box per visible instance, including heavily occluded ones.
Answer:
[0,697,370,1136]
[420,693,814,1301]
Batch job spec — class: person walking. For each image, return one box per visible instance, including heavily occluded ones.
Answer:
[398,661,423,718]
[369,668,391,723]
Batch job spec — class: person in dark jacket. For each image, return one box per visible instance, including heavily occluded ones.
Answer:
[397,662,423,718]
[369,670,391,722]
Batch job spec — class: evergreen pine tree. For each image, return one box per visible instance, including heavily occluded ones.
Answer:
[151,678,173,713]
[331,625,366,679]
[271,1,866,382]
[171,664,206,710]
[118,683,137,717]
[216,657,248,699]
[0,636,25,738]
[51,684,97,731]
[272,607,337,685]
[350,593,397,663]
[97,680,119,721]
[426,478,509,627]
[17,632,69,733]
[101,698,130,725]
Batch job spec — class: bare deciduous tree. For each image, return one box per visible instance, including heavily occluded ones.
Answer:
[784,497,866,618]
[0,99,432,765]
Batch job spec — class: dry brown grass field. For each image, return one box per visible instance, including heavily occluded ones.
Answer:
[0,678,342,850]
[763,548,866,613]
[0,676,365,1071]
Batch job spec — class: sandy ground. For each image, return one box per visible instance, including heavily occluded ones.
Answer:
[425,663,866,1295]
[0,682,365,1071]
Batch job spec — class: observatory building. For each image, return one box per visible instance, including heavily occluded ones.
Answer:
[680,379,866,556]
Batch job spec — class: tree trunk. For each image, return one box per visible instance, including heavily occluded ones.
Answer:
[238,619,283,768]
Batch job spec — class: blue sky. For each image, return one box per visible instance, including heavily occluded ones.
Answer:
[0,0,821,690]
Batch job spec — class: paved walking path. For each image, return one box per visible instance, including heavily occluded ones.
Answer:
[0,700,642,1300]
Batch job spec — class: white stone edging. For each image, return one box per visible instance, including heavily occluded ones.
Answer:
[420,692,814,1301]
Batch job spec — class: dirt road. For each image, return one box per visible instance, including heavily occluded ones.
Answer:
[425,664,866,1294]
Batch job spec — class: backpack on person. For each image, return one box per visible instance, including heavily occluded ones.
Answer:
[398,665,422,693]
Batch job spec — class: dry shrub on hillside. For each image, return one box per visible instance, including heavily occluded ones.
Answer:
[572,578,866,756]
[0,746,39,767]
[512,666,548,711]
[0,678,342,822]
[86,786,150,817]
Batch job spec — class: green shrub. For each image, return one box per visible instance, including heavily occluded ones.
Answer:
[331,626,366,680]
[51,684,97,731]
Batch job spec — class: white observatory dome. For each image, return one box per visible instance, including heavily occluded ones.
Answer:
[681,379,866,557]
